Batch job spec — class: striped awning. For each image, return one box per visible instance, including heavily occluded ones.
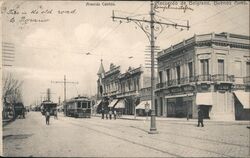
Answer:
[108,99,119,108]
[114,99,125,109]
[93,100,102,108]
[234,91,250,109]
[136,100,151,110]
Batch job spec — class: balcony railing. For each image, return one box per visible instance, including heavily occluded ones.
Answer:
[156,74,236,90]
[243,76,250,84]
[197,74,211,82]
[212,74,235,82]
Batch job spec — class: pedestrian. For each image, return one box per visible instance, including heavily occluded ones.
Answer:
[105,109,108,119]
[187,111,189,121]
[54,110,58,119]
[45,109,50,125]
[197,108,204,127]
[109,109,112,120]
[114,109,117,120]
[101,107,104,119]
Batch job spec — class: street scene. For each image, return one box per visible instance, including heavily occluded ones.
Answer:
[1,0,250,157]
[3,111,250,157]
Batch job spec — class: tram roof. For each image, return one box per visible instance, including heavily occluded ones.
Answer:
[66,96,90,103]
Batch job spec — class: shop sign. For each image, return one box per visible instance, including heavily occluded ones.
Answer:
[164,89,170,94]
[216,83,231,91]
[197,83,210,92]
[233,84,245,90]
[170,87,182,93]
[182,85,195,92]
[200,83,209,89]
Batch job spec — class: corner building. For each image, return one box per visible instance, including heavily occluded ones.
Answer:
[156,32,250,120]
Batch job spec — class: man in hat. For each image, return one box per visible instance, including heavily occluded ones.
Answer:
[197,108,204,127]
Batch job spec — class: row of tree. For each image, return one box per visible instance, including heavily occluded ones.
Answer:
[2,73,23,119]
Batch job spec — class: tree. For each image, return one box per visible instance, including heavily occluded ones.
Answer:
[2,73,23,104]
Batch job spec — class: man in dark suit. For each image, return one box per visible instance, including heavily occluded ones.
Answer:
[197,108,204,127]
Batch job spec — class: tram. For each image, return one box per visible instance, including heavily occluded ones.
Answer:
[65,96,91,118]
[41,101,57,116]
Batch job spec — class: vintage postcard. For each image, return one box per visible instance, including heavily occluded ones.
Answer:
[1,0,249,157]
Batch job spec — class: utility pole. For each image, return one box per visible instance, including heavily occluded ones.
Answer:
[112,1,190,134]
[40,88,55,102]
[51,75,78,115]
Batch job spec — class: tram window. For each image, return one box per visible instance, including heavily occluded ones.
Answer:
[82,102,87,108]
[77,102,81,108]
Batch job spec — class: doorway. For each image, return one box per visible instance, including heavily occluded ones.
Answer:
[199,105,211,119]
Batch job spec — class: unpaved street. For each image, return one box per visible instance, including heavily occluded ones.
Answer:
[3,112,250,157]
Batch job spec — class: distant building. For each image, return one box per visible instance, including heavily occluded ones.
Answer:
[155,32,250,120]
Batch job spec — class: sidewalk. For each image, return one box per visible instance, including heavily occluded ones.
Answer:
[57,112,250,126]
[92,113,250,125]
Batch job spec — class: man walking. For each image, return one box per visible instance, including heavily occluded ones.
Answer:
[114,109,117,120]
[109,109,112,120]
[54,110,58,119]
[45,109,50,125]
[197,108,204,127]
[101,107,104,119]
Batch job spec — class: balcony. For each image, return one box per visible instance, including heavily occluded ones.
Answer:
[212,74,234,83]
[180,76,197,84]
[156,82,165,89]
[196,74,211,82]
[155,74,237,91]
[243,76,250,84]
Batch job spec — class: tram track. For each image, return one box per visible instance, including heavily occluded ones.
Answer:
[62,118,181,157]
[83,120,235,157]
[76,118,250,149]
[61,117,241,157]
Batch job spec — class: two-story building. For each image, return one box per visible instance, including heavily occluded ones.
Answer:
[96,61,152,115]
[155,32,250,120]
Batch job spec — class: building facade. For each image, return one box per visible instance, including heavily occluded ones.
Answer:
[96,62,152,115]
[155,32,250,120]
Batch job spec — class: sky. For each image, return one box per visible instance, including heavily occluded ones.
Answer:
[1,1,249,106]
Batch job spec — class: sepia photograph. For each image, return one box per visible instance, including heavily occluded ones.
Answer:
[1,0,250,157]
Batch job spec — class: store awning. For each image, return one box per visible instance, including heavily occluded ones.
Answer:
[136,100,151,110]
[114,99,125,109]
[108,99,119,108]
[196,93,213,106]
[234,91,250,109]
[57,105,63,109]
[93,100,102,108]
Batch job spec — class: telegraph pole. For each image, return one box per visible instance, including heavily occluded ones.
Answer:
[51,75,78,115]
[112,1,190,134]
[40,88,55,102]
